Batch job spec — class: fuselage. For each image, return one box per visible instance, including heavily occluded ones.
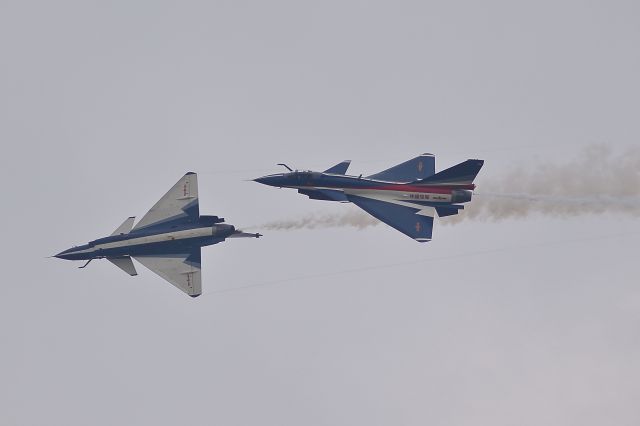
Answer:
[254,171,475,205]
[56,223,236,261]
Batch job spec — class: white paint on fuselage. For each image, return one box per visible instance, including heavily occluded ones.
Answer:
[68,227,216,256]
[347,189,452,203]
[288,184,454,215]
[290,186,452,203]
[345,189,439,216]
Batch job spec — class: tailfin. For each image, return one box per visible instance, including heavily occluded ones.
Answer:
[412,159,484,185]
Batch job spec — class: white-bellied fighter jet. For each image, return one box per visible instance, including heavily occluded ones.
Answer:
[55,173,261,297]
[254,154,484,242]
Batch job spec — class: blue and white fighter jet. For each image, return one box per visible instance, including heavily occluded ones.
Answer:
[55,173,261,297]
[254,154,484,242]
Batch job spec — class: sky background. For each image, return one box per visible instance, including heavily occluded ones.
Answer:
[1,1,639,425]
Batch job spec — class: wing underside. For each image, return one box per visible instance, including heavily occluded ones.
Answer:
[132,173,199,232]
[347,195,434,242]
[133,249,202,297]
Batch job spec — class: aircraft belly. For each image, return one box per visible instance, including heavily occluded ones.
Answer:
[87,228,215,257]
[99,237,217,258]
[98,228,213,250]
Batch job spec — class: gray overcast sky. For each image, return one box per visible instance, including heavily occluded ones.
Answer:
[1,1,639,425]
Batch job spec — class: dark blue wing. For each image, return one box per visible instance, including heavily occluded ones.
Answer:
[347,195,434,242]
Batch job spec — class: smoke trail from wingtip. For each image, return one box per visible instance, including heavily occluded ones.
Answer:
[255,145,640,230]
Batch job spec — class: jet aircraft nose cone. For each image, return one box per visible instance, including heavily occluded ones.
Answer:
[253,175,285,187]
[54,249,72,260]
[54,244,91,261]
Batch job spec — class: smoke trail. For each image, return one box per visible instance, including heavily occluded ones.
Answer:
[259,209,379,231]
[450,144,640,222]
[256,145,640,230]
[445,193,640,224]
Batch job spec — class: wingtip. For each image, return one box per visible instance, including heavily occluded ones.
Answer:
[415,238,432,243]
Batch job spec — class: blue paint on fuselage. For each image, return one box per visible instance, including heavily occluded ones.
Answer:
[254,171,393,190]
[254,170,474,219]
[254,171,471,199]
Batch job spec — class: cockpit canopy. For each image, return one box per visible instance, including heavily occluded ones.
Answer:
[292,170,322,183]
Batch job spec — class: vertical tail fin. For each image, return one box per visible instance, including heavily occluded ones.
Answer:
[412,159,484,185]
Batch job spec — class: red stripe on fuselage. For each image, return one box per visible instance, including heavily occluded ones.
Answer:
[355,184,475,193]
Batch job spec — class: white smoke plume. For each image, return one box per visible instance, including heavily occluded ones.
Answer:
[259,209,379,231]
[454,144,640,222]
[257,145,640,230]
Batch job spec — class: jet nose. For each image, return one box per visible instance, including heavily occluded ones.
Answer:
[253,174,287,187]
[54,245,90,260]
[253,176,269,185]
[54,249,73,260]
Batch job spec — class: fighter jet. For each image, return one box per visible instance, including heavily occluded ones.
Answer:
[55,172,261,297]
[254,154,483,242]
